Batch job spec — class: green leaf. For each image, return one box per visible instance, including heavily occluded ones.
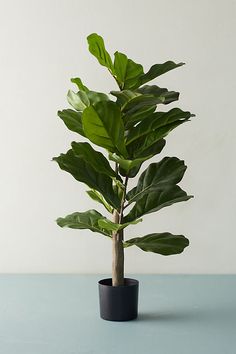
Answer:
[128,131,165,158]
[127,157,188,204]
[124,157,193,220]
[71,77,89,92]
[113,52,128,87]
[111,90,164,115]
[124,185,193,222]
[82,101,127,156]
[53,149,121,210]
[67,90,90,111]
[109,152,150,174]
[87,33,114,73]
[98,218,142,233]
[57,109,85,136]
[86,190,113,213]
[114,52,144,89]
[110,90,141,107]
[125,232,189,255]
[111,86,179,128]
[71,142,116,178]
[140,61,185,85]
[109,139,165,178]
[126,108,194,145]
[110,89,157,128]
[122,141,166,178]
[87,91,109,105]
[67,89,109,111]
[115,140,166,178]
[56,209,111,237]
[137,85,179,105]
[129,139,166,160]
[123,105,157,129]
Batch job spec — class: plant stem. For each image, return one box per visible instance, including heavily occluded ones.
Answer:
[112,168,128,286]
[112,211,124,286]
[111,70,127,286]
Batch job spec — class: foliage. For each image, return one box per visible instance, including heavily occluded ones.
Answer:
[53,33,194,257]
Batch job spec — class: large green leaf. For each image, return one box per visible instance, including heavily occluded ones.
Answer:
[109,139,165,178]
[86,190,113,213]
[82,101,127,156]
[71,142,116,178]
[127,130,167,158]
[53,149,121,210]
[58,109,85,136]
[87,33,114,73]
[140,61,185,85]
[137,85,179,105]
[87,91,109,105]
[111,90,164,115]
[111,86,179,128]
[127,157,187,204]
[67,90,90,111]
[110,89,157,128]
[128,138,166,160]
[116,139,165,178]
[110,90,141,107]
[124,232,189,255]
[114,52,128,85]
[56,209,111,237]
[98,217,142,233]
[67,89,109,112]
[123,105,157,129]
[124,185,193,222]
[113,52,144,90]
[71,77,89,92]
[128,131,164,158]
[126,108,194,145]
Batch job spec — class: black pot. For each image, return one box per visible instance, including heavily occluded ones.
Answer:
[98,278,139,321]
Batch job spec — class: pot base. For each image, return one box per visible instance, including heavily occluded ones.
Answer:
[98,278,139,321]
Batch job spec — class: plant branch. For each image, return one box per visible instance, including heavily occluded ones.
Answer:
[119,176,128,224]
[112,165,128,286]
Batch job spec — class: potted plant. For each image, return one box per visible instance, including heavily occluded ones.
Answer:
[53,33,194,321]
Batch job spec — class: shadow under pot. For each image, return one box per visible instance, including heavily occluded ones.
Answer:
[98,278,139,321]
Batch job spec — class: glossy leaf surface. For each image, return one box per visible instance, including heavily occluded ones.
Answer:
[127,138,166,159]
[53,149,120,209]
[124,185,193,222]
[82,101,127,156]
[87,33,114,72]
[87,91,109,105]
[57,209,111,237]
[127,157,188,203]
[86,190,113,213]
[58,109,85,136]
[114,51,144,89]
[126,108,194,145]
[71,142,116,178]
[67,90,90,111]
[125,232,189,255]
[140,61,185,85]
[137,85,179,105]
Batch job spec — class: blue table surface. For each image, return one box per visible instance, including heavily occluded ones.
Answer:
[0,275,235,354]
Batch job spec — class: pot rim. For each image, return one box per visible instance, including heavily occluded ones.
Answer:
[98,277,139,287]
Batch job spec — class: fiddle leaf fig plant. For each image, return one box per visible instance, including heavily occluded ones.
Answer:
[53,33,195,286]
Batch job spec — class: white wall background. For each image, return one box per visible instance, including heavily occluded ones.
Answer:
[0,0,235,274]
